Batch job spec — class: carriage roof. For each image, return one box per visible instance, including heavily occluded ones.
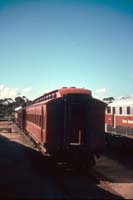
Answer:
[108,96,133,107]
[32,87,92,104]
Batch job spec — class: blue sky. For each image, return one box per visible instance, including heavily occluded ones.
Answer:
[0,0,133,100]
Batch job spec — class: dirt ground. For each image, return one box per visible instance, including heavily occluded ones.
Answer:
[96,156,133,199]
[0,122,67,198]
[0,121,132,199]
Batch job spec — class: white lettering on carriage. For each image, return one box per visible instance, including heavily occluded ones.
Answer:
[128,120,133,124]
[122,120,127,123]
[122,119,133,124]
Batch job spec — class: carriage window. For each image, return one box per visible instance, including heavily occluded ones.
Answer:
[127,106,130,115]
[36,115,38,125]
[39,115,42,127]
[107,106,111,113]
[52,93,56,98]
[119,107,122,115]
[36,115,38,124]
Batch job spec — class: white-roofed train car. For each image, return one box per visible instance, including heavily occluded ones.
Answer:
[105,96,133,137]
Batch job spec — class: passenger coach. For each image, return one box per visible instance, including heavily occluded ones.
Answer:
[16,87,106,168]
[105,97,133,136]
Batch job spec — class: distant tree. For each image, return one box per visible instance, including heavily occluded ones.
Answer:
[15,96,32,107]
[102,97,115,104]
[0,98,14,118]
[15,96,25,107]
[0,96,32,119]
[103,97,114,101]
[22,96,32,106]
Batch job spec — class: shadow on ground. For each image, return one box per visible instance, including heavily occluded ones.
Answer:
[0,135,123,199]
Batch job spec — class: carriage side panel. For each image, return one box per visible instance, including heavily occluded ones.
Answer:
[89,99,106,154]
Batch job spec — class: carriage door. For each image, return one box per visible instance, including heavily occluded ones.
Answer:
[64,94,89,145]
[112,107,116,128]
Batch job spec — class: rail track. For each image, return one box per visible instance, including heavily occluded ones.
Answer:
[105,132,133,168]
[0,121,133,199]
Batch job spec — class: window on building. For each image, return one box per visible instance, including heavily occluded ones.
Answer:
[107,106,111,113]
[127,106,130,115]
[119,107,122,115]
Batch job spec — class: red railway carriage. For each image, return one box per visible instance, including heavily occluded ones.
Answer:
[15,106,25,129]
[105,97,133,137]
[16,87,106,167]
